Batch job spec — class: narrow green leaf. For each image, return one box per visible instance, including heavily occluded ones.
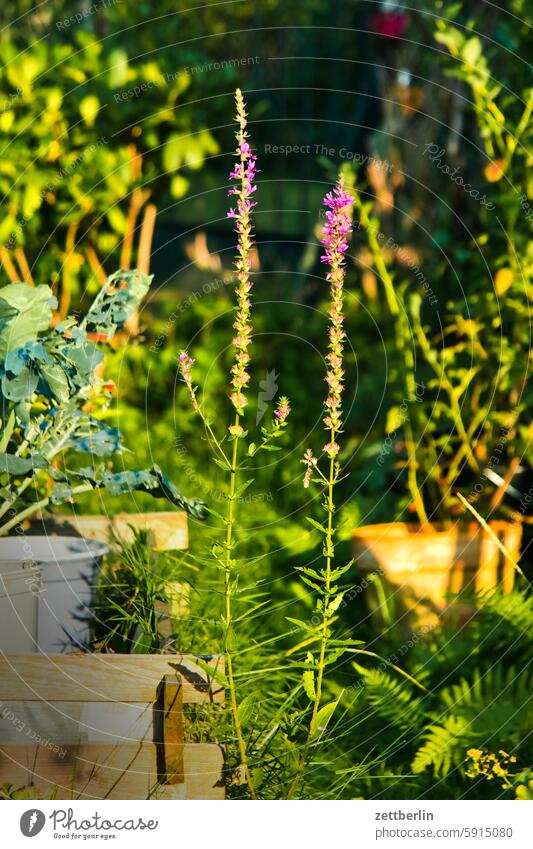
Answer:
[303,669,316,701]
[296,565,323,580]
[326,591,345,617]
[233,478,254,499]
[193,657,229,688]
[329,560,354,581]
[311,697,341,738]
[298,574,322,592]
[306,517,327,534]
[237,693,255,725]
[132,628,153,655]
[286,617,313,632]
[234,600,269,622]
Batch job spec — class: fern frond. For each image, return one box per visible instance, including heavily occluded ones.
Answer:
[477,587,533,641]
[412,715,470,777]
[353,663,426,732]
[440,665,532,743]
[413,664,533,779]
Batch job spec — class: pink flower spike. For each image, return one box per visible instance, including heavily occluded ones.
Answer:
[229,423,245,437]
[178,350,200,412]
[323,441,340,458]
[301,448,317,488]
[275,396,290,423]
[319,177,353,444]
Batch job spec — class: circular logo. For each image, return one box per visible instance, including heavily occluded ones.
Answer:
[20,809,46,837]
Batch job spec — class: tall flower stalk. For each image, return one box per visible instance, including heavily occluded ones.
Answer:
[227,87,256,420]
[178,90,289,798]
[289,179,355,796]
[224,88,258,797]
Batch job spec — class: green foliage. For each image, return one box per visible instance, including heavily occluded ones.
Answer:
[515,777,533,800]
[0,269,206,534]
[344,3,533,520]
[0,15,219,299]
[413,666,532,778]
[412,716,470,778]
[93,531,190,654]
[353,665,426,733]
[350,583,533,798]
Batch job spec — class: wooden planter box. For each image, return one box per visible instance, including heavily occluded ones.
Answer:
[30,511,188,552]
[26,512,191,642]
[352,520,522,630]
[0,654,225,800]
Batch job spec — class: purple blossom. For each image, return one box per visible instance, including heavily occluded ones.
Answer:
[275,396,291,423]
[320,178,353,456]
[178,350,200,412]
[227,89,258,419]
[301,448,317,489]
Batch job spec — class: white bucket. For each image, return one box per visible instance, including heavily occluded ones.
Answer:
[0,560,41,653]
[0,535,108,653]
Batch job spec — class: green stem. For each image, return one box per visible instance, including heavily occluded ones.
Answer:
[0,476,34,523]
[360,205,399,316]
[205,418,232,469]
[224,414,257,799]
[444,407,487,493]
[190,402,232,469]
[503,91,533,171]
[403,415,428,524]
[397,310,429,525]
[0,483,93,537]
[355,194,428,522]
[412,312,479,474]
[0,418,80,524]
[309,451,335,735]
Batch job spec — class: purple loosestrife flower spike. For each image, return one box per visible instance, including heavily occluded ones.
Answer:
[301,178,353,483]
[275,395,290,423]
[293,180,354,778]
[227,88,258,420]
[321,178,353,458]
[321,177,353,457]
[178,350,200,413]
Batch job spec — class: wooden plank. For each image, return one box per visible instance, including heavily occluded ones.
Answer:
[53,514,113,544]
[0,701,153,745]
[0,655,225,704]
[29,512,189,551]
[0,743,224,800]
[0,743,157,800]
[158,675,184,785]
[113,513,188,552]
[183,744,225,800]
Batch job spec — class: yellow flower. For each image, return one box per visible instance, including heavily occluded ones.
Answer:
[495,268,514,296]
[484,159,505,182]
[48,139,61,161]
